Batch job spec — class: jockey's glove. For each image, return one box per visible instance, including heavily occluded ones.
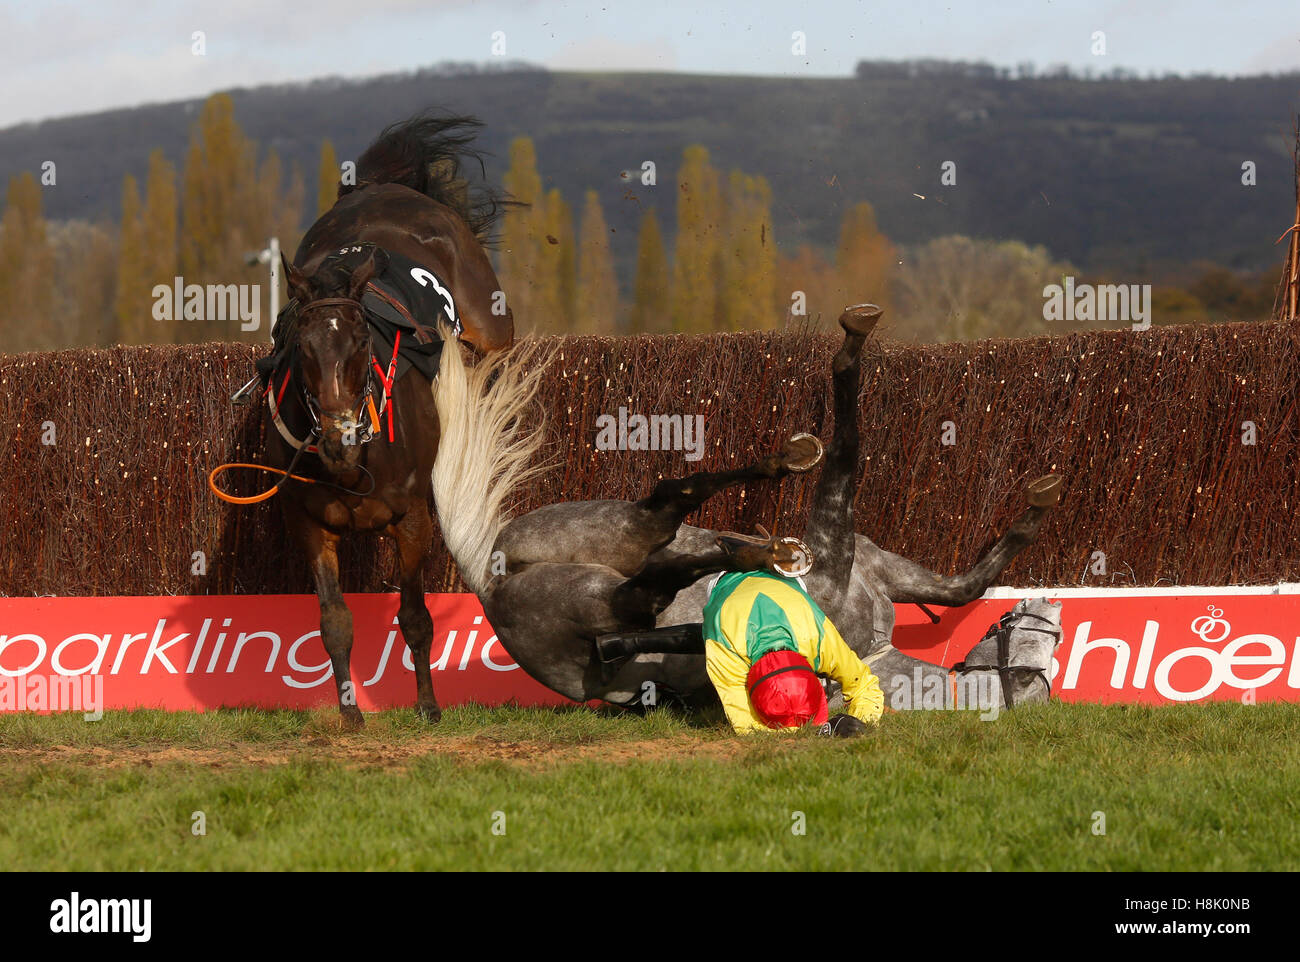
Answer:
[819,714,870,738]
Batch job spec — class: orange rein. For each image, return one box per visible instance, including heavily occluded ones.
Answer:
[209,393,381,505]
[208,461,323,505]
[212,294,394,506]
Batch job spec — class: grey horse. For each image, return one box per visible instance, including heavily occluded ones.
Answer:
[428,306,1063,716]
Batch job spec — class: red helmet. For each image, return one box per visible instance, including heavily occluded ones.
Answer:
[746,650,828,729]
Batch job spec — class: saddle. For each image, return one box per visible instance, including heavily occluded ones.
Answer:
[255,243,458,389]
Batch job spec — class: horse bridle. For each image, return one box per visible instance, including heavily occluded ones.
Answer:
[293,296,380,446]
[951,610,1061,709]
[259,295,382,501]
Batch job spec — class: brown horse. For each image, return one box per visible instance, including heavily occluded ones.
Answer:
[268,114,514,728]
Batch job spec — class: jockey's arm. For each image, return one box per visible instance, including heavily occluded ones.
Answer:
[818,622,885,726]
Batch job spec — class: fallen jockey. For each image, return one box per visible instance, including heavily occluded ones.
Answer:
[702,566,884,736]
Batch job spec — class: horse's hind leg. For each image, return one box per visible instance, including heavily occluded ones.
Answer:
[875,475,1063,606]
[493,434,822,579]
[392,503,441,723]
[285,505,364,729]
[802,305,880,610]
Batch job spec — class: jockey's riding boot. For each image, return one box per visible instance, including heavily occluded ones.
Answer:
[595,624,706,681]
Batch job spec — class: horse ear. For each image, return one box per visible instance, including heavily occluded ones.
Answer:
[283,254,311,305]
[347,249,379,302]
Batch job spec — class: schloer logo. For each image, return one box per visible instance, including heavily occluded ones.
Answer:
[1055,603,1300,702]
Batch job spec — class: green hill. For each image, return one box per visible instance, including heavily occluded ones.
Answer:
[2,62,1296,284]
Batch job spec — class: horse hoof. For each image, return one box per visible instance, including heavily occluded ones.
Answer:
[417,703,443,724]
[1026,474,1063,507]
[715,528,814,577]
[782,433,824,473]
[715,528,774,569]
[838,304,883,337]
[772,536,814,578]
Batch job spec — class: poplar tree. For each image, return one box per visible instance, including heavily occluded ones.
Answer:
[254,150,305,336]
[180,93,258,340]
[718,171,777,331]
[113,174,149,343]
[775,244,840,329]
[498,136,544,329]
[535,188,575,332]
[835,201,895,316]
[141,150,178,342]
[0,172,55,349]
[630,208,670,333]
[50,220,117,348]
[317,138,338,217]
[575,189,618,334]
[670,145,722,332]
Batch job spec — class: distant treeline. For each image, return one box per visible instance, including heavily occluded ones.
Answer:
[0,61,1295,290]
[0,89,1286,350]
[852,58,1299,82]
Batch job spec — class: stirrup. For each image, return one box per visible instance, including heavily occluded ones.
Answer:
[595,632,632,666]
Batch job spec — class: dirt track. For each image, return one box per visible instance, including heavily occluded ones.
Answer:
[1,734,750,772]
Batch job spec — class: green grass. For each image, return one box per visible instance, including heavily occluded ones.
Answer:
[2,703,1298,870]
[0,702,703,748]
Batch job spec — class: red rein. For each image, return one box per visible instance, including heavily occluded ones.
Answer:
[267,331,402,442]
[371,329,401,443]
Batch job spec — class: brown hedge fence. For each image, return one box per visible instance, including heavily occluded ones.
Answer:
[3,321,1300,597]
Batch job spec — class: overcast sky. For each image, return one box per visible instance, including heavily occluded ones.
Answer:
[3,0,1297,128]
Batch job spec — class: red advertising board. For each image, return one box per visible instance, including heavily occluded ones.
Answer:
[893,587,1300,704]
[0,594,569,713]
[1,587,1297,711]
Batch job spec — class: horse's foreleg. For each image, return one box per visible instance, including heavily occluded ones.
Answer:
[802,305,880,611]
[608,544,739,628]
[608,532,807,628]
[289,509,364,729]
[392,504,441,723]
[633,433,824,541]
[878,475,1063,607]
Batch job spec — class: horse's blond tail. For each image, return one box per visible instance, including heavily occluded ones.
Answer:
[431,330,552,594]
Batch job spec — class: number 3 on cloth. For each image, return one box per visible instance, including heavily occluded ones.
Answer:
[409,267,457,330]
